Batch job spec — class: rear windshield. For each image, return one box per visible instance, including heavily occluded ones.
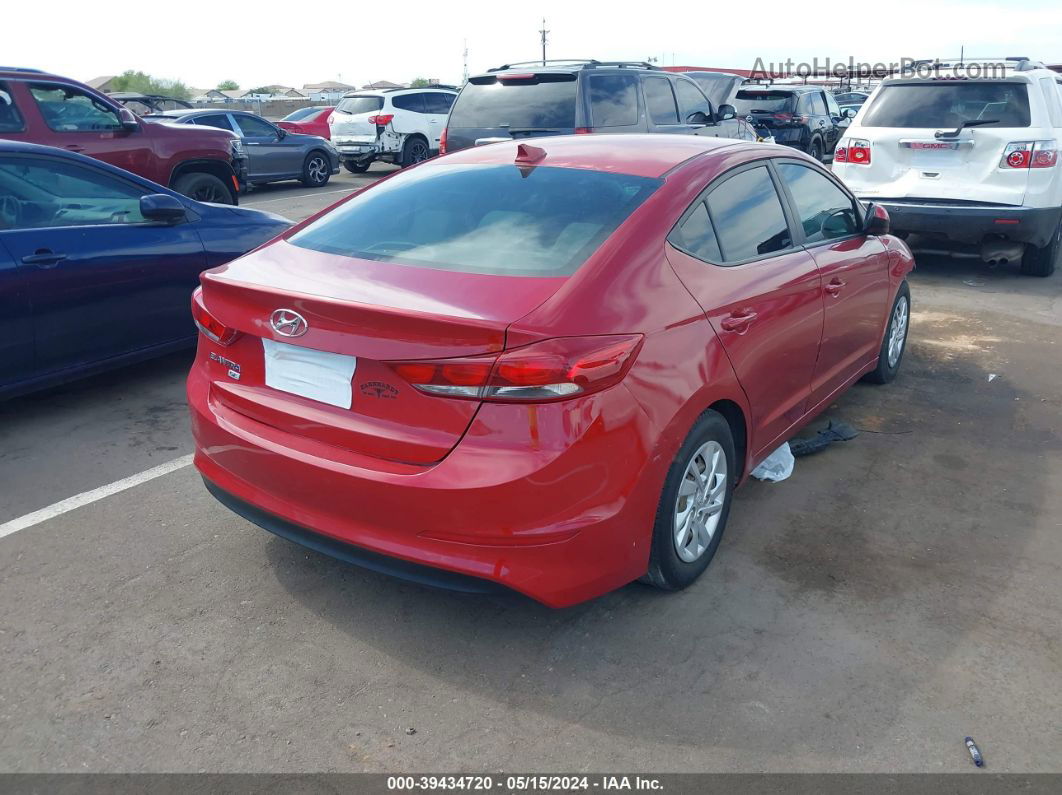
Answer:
[288,164,661,277]
[732,91,795,114]
[860,82,1031,128]
[336,96,384,115]
[281,107,319,121]
[449,76,578,129]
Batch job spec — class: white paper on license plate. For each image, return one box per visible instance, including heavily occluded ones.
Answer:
[262,338,356,409]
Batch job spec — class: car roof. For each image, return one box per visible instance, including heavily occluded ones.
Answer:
[0,139,159,185]
[433,134,751,179]
[737,84,821,93]
[342,87,457,98]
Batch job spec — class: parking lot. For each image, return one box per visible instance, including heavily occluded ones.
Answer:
[1,164,1060,773]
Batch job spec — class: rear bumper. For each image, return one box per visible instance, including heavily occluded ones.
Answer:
[187,364,657,607]
[872,201,1062,247]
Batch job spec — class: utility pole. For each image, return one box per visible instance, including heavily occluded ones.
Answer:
[462,39,469,84]
[539,18,549,66]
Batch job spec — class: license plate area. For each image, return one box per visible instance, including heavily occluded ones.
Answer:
[262,338,357,409]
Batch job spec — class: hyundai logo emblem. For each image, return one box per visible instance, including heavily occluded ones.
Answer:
[270,309,308,338]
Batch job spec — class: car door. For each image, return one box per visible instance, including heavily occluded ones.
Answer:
[232,113,293,180]
[641,76,688,135]
[672,78,723,138]
[806,91,836,151]
[665,161,825,457]
[0,152,206,374]
[422,92,456,148]
[24,81,153,175]
[775,160,891,405]
[822,91,843,151]
[0,236,33,389]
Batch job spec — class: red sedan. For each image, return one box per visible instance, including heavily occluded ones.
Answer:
[276,106,334,139]
[187,135,914,607]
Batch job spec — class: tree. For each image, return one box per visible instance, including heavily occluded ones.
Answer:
[409,77,432,88]
[247,86,274,96]
[216,80,239,91]
[109,70,191,100]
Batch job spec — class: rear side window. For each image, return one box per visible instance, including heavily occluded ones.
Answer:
[861,82,1031,128]
[800,93,827,115]
[0,83,24,132]
[643,78,679,125]
[392,93,427,113]
[194,114,234,131]
[28,83,122,132]
[705,166,792,261]
[777,163,859,244]
[289,164,661,277]
[449,75,577,129]
[589,74,639,127]
[732,91,794,114]
[670,202,722,262]
[337,96,384,115]
[423,92,456,114]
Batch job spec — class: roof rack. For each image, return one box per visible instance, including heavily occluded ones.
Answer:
[0,66,44,73]
[487,59,659,73]
[901,57,1047,73]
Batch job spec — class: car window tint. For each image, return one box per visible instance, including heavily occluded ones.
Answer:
[706,166,792,261]
[809,93,828,114]
[860,82,1031,128]
[777,162,859,244]
[0,156,146,229]
[337,96,384,114]
[674,79,710,118]
[824,92,840,116]
[282,107,318,122]
[0,83,24,132]
[235,114,278,137]
[289,164,661,277]
[643,77,679,125]
[423,92,455,114]
[670,202,722,262]
[588,74,639,127]
[195,114,235,131]
[392,93,427,113]
[449,76,577,129]
[28,83,122,132]
[732,90,794,115]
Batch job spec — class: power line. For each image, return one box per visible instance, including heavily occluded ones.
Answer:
[539,18,549,66]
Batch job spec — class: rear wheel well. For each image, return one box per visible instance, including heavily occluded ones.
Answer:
[169,159,238,202]
[708,399,748,480]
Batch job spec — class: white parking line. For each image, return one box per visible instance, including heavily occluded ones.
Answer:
[0,455,194,540]
[244,187,356,206]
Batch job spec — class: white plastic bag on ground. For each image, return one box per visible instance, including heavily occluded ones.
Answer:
[751,442,794,482]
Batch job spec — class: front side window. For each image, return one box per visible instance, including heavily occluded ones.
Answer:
[589,74,639,128]
[28,83,122,132]
[289,164,661,277]
[0,156,146,229]
[643,78,679,125]
[777,163,859,244]
[674,79,711,119]
[235,115,279,138]
[0,82,24,132]
[705,166,792,261]
[194,114,235,131]
[824,92,840,117]
[392,93,427,113]
[860,82,1031,128]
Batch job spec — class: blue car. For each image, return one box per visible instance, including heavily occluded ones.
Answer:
[0,141,291,398]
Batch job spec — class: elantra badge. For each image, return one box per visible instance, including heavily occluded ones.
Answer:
[270,309,308,337]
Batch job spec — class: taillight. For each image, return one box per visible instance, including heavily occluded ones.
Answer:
[1000,140,1057,169]
[574,127,592,134]
[439,126,448,154]
[191,288,238,345]
[387,335,643,402]
[773,112,792,122]
[327,114,335,125]
[368,114,394,126]
[838,138,871,165]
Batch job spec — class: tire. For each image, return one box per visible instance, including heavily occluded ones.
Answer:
[400,136,431,168]
[1020,219,1060,277]
[643,410,736,592]
[301,152,331,187]
[343,160,370,174]
[864,281,911,384]
[172,172,233,205]
[807,137,824,162]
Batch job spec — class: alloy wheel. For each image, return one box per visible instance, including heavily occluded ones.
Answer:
[308,157,327,184]
[887,295,909,368]
[673,441,728,563]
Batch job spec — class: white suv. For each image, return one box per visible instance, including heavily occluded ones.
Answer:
[329,87,458,172]
[833,58,1062,276]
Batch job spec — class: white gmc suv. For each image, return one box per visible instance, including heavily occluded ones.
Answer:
[833,58,1062,276]
[329,87,458,172]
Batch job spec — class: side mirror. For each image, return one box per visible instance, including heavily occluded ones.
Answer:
[718,104,737,121]
[118,107,139,132]
[863,202,890,236]
[276,126,287,139]
[140,193,188,223]
[686,111,711,126]
[842,108,856,119]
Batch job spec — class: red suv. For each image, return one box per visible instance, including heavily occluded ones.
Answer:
[0,67,245,204]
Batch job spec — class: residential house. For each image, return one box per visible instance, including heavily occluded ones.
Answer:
[303,80,356,102]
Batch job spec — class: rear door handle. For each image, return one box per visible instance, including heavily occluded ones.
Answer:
[824,278,846,296]
[22,250,67,268]
[720,310,758,333]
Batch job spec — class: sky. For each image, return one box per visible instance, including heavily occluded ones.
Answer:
[7,0,1062,91]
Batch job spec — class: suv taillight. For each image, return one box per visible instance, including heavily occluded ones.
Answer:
[1000,140,1057,169]
[387,335,643,403]
[439,126,448,154]
[836,138,871,165]
[191,288,238,345]
[367,114,394,126]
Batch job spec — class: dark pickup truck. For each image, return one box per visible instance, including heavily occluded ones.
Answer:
[0,67,246,203]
